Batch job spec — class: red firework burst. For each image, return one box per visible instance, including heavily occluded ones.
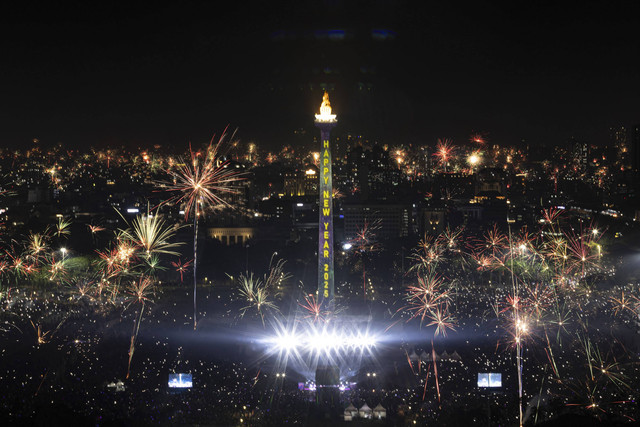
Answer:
[171,258,193,283]
[433,138,455,168]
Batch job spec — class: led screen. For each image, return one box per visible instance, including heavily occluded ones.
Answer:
[478,373,501,388]
[168,373,192,388]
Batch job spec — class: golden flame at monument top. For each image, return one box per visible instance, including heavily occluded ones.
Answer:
[315,91,337,122]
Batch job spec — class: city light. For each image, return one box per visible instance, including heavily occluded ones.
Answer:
[3,4,640,426]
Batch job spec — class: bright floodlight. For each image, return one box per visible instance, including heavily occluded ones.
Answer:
[277,328,377,354]
[351,333,376,348]
[275,332,299,352]
[342,243,352,250]
[309,331,339,353]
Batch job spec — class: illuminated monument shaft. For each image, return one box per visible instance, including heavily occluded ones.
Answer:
[315,92,337,311]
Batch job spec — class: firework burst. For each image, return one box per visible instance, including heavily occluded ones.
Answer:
[120,208,183,259]
[433,138,455,171]
[298,294,330,323]
[348,219,382,300]
[171,258,193,283]
[237,272,280,326]
[162,131,245,329]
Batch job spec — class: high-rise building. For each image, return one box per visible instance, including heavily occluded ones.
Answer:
[315,92,337,311]
[283,165,319,196]
[343,202,410,240]
[633,125,640,173]
[569,137,589,173]
[346,143,390,199]
[609,125,628,169]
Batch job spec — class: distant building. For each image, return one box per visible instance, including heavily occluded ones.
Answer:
[292,197,318,230]
[417,203,446,237]
[610,125,629,169]
[27,186,51,204]
[346,143,389,199]
[633,124,640,173]
[570,138,589,173]
[283,165,318,196]
[343,202,410,240]
[475,168,506,196]
[207,227,255,246]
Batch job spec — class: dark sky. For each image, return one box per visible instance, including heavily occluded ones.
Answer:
[2,0,640,150]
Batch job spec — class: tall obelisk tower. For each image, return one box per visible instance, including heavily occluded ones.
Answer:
[315,92,337,312]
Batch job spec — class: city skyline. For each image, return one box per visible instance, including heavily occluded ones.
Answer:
[1,3,640,425]
[0,77,638,425]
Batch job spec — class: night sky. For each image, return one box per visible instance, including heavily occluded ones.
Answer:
[2,1,640,149]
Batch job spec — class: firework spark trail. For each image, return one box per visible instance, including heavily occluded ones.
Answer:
[126,304,145,379]
[35,370,48,396]
[534,367,547,425]
[405,349,415,375]
[125,276,155,379]
[252,368,261,388]
[31,316,66,346]
[431,341,440,403]
[544,346,559,379]
[263,255,291,298]
[192,213,199,328]
[422,363,431,401]
[541,207,563,225]
[544,328,560,379]
[348,219,381,301]
[507,221,525,427]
